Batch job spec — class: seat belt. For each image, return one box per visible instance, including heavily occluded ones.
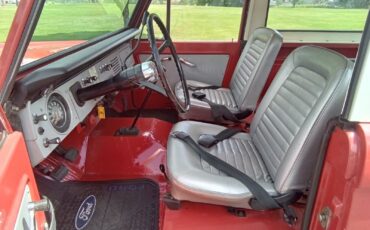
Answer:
[172,131,300,225]
[192,92,252,123]
[187,85,220,91]
[198,128,242,148]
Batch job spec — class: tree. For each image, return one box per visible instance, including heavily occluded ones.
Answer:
[292,0,299,7]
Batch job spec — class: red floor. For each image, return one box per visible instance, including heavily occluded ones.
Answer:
[37,116,303,230]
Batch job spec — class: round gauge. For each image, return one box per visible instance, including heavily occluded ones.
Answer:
[47,93,70,133]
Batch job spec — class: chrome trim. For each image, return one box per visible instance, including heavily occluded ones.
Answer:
[180,58,196,68]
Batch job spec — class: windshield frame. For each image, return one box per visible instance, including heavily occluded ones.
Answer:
[19,0,146,73]
[0,0,149,105]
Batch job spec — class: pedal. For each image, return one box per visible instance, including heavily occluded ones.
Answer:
[55,146,79,162]
[64,149,78,162]
[115,127,139,136]
[50,165,68,181]
[163,193,181,210]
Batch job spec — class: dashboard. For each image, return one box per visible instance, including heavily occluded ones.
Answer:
[11,29,139,166]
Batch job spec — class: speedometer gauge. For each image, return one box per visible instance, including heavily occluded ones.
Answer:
[47,93,70,133]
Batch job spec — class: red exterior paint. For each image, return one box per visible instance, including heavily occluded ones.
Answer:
[310,124,370,229]
[0,105,13,133]
[0,0,35,90]
[0,132,45,229]
[0,1,48,229]
[0,41,85,66]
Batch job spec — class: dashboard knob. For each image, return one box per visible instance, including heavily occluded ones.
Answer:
[33,113,48,124]
[82,76,98,85]
[43,137,61,148]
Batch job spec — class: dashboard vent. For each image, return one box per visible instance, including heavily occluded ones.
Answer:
[110,57,121,76]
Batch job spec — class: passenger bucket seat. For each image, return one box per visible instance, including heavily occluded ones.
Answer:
[167,46,353,209]
[175,28,283,123]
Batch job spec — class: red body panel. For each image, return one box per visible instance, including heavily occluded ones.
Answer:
[0,132,45,229]
[0,1,48,229]
[0,1,365,228]
[310,124,370,229]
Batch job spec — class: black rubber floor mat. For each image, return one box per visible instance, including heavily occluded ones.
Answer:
[36,177,159,230]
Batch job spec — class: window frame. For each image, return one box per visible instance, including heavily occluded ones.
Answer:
[264,1,366,33]
[146,0,249,42]
[243,0,365,44]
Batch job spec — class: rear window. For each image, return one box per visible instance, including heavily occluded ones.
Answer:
[267,1,368,31]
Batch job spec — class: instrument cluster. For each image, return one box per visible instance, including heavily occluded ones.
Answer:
[18,43,134,166]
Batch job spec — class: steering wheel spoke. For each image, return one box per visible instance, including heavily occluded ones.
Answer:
[146,13,190,113]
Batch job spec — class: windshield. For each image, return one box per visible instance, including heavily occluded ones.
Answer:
[22,0,139,65]
[0,2,18,58]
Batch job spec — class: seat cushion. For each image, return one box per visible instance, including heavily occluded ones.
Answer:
[167,121,277,208]
[175,80,238,121]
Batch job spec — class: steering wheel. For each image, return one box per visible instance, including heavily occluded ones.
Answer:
[146,13,190,113]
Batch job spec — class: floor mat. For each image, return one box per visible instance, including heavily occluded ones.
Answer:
[37,177,159,230]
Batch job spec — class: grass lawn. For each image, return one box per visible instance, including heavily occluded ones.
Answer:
[0,4,368,42]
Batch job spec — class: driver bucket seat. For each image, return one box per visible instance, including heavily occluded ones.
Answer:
[175,27,283,122]
[167,46,353,209]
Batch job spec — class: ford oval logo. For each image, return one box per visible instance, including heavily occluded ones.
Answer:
[75,195,96,230]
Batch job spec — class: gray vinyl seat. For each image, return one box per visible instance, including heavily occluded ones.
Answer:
[175,27,283,122]
[167,46,353,208]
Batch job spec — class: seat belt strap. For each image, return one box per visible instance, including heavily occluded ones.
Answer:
[172,131,299,224]
[172,131,281,210]
[198,128,242,148]
[192,92,252,123]
[187,85,220,91]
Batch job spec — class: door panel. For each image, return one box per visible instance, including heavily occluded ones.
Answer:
[0,131,45,229]
[135,41,242,87]
[309,124,370,230]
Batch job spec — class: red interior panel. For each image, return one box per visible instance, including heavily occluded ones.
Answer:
[310,124,370,229]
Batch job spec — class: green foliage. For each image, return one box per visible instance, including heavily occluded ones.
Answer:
[0,4,367,42]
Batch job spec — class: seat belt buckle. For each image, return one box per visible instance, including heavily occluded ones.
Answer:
[282,205,298,226]
[198,134,218,148]
[192,92,206,100]
[171,131,190,139]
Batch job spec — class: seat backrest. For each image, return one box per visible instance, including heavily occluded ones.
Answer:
[250,46,353,194]
[229,28,283,112]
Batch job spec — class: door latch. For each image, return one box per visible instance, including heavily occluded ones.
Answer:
[28,196,56,230]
